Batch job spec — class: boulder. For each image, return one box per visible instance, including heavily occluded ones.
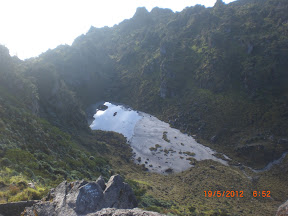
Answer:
[95,176,106,191]
[102,175,137,209]
[22,175,139,216]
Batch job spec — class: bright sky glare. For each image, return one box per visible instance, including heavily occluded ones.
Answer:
[0,0,236,60]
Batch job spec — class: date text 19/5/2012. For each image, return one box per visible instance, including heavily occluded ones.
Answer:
[204,191,271,198]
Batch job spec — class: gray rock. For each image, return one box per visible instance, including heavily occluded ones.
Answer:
[95,176,106,191]
[276,200,288,216]
[74,182,104,214]
[210,135,217,143]
[0,200,39,216]
[102,175,137,209]
[23,202,56,216]
[87,208,166,216]
[22,175,138,216]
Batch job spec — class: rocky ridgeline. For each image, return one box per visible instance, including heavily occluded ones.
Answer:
[22,175,164,216]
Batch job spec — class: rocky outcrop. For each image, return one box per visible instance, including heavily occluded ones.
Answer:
[0,200,39,216]
[276,200,288,216]
[22,175,139,216]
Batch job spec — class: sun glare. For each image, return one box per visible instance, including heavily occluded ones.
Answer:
[0,0,236,60]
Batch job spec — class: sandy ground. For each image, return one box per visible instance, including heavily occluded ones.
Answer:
[130,113,228,174]
[90,102,228,174]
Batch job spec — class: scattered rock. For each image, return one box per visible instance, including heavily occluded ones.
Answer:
[140,164,148,171]
[97,104,108,111]
[210,135,217,143]
[165,168,173,173]
[27,182,36,189]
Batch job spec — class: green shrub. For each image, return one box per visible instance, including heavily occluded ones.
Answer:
[0,158,11,166]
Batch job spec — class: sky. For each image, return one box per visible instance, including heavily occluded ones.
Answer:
[0,0,236,60]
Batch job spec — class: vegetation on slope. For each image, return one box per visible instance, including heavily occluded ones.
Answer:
[0,0,288,215]
[108,142,288,216]
[0,46,124,202]
[30,0,288,168]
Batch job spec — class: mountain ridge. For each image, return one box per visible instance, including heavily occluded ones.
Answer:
[0,0,288,215]
[29,0,288,168]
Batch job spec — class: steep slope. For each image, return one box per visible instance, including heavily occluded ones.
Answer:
[33,0,288,168]
[1,0,288,215]
[0,46,127,203]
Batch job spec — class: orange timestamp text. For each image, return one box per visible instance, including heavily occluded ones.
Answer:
[204,190,244,197]
[204,190,271,198]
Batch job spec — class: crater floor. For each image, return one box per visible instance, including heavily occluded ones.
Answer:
[90,102,228,174]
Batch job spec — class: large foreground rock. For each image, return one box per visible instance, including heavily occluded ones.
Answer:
[276,200,288,216]
[22,175,141,216]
